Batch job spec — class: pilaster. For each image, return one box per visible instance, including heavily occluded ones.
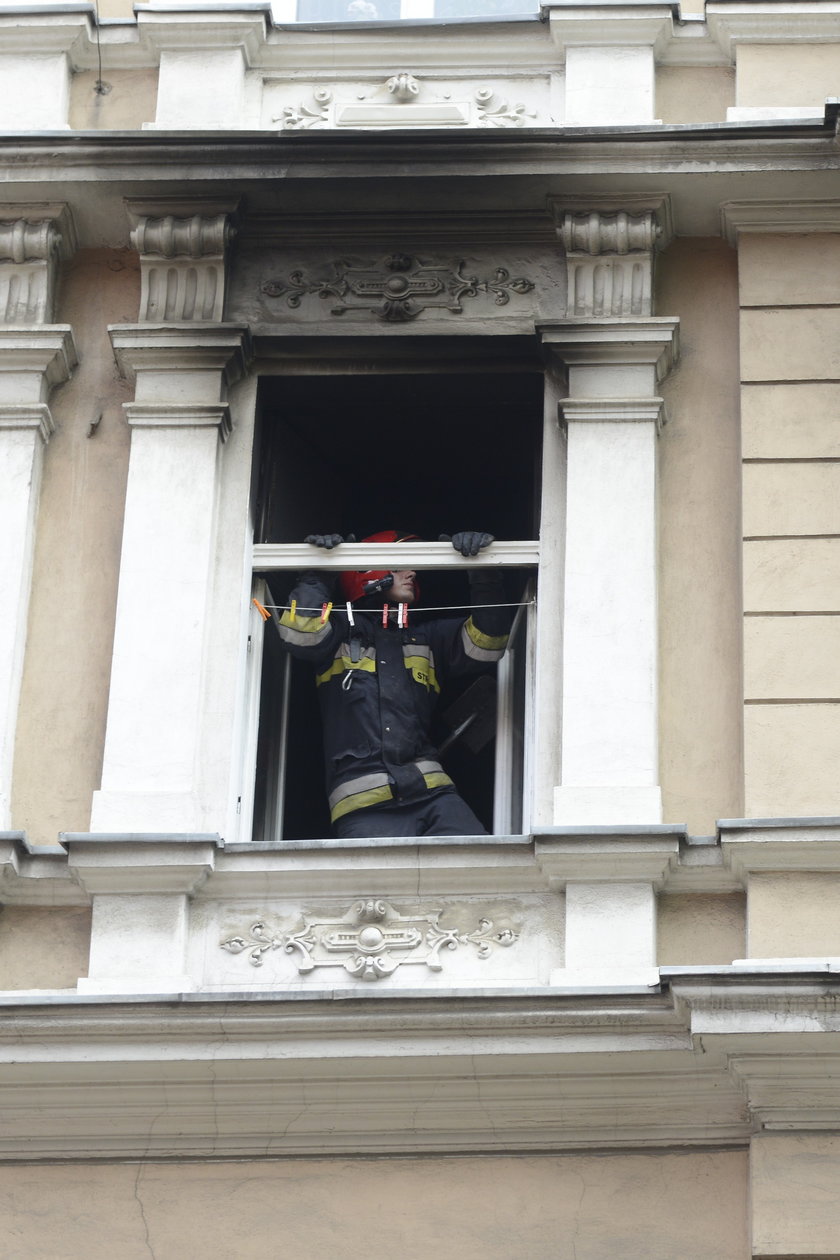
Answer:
[539,196,677,831]
[545,0,673,125]
[66,834,218,993]
[0,205,77,831]
[91,323,250,835]
[137,9,268,129]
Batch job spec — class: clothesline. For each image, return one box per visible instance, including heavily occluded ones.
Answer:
[258,599,534,615]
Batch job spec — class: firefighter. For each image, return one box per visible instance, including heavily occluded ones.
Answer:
[277,530,511,838]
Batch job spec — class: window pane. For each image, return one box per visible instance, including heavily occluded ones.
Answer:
[296,0,400,18]
[435,0,538,15]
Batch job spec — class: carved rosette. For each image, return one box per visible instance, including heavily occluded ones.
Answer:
[220,898,520,981]
[556,208,665,319]
[260,254,534,322]
[129,210,237,323]
[0,217,64,324]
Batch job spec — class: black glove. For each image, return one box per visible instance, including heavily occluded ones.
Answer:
[304,533,356,549]
[440,531,494,557]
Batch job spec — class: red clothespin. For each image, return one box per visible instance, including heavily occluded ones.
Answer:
[252,597,271,622]
[321,601,333,624]
[382,604,389,627]
[290,599,297,623]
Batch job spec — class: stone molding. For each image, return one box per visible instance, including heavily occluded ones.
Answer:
[706,0,840,55]
[108,323,252,387]
[0,204,76,325]
[124,402,233,443]
[721,197,840,246]
[539,318,681,383]
[0,404,55,444]
[126,200,240,323]
[65,834,219,897]
[0,326,78,393]
[549,196,674,319]
[547,1,675,53]
[560,397,666,429]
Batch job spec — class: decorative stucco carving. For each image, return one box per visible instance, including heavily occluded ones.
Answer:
[128,207,238,323]
[278,87,332,130]
[550,200,674,320]
[260,253,534,321]
[273,73,538,130]
[220,898,519,981]
[474,87,536,128]
[0,208,74,324]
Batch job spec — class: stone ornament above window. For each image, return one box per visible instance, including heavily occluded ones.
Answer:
[220,897,520,981]
[260,252,534,322]
[273,71,539,129]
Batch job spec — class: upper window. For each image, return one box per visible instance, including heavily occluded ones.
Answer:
[290,0,538,21]
[239,368,543,843]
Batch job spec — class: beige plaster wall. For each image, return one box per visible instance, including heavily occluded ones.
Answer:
[748,872,840,957]
[656,67,734,123]
[658,893,746,965]
[11,249,137,845]
[752,1133,840,1256]
[656,239,743,832]
[0,1150,749,1259]
[0,907,90,989]
[736,43,840,108]
[69,70,158,130]
[739,233,840,818]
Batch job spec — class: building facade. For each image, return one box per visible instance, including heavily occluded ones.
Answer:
[1,0,840,1254]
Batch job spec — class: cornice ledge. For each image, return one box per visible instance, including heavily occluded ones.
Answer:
[561,396,666,426]
[547,2,675,55]
[0,404,55,443]
[209,833,544,898]
[721,197,840,246]
[135,7,269,63]
[719,816,840,878]
[538,317,680,380]
[0,326,78,385]
[63,831,220,896]
[535,825,682,887]
[108,323,252,384]
[124,402,232,441]
[706,1,840,54]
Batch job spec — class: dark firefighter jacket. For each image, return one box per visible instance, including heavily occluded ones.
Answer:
[277,572,511,824]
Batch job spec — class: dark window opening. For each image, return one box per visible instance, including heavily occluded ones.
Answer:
[251,370,543,841]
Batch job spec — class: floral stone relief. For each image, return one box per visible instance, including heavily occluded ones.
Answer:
[260,253,535,322]
[220,898,520,981]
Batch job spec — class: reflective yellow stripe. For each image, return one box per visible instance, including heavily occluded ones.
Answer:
[403,654,440,693]
[316,656,377,686]
[423,771,453,792]
[331,784,393,822]
[464,616,508,652]
[330,771,454,822]
[279,611,332,647]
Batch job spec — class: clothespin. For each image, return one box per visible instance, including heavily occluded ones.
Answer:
[382,604,389,627]
[346,601,355,627]
[252,598,271,622]
[290,599,297,623]
[321,601,333,624]
[398,602,408,629]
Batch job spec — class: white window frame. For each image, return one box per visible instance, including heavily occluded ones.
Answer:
[237,540,539,843]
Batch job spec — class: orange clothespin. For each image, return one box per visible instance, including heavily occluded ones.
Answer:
[290,598,297,623]
[252,597,271,622]
[321,601,333,624]
[382,604,389,627]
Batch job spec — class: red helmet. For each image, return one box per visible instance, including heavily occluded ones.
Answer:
[340,530,419,603]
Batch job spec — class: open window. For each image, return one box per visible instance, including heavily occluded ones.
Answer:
[240,369,543,842]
